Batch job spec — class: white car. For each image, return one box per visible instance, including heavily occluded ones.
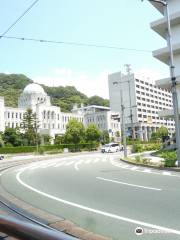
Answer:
[101,143,122,153]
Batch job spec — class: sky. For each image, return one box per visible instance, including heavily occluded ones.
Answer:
[0,0,169,98]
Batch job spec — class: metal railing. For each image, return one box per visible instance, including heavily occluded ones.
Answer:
[0,215,78,240]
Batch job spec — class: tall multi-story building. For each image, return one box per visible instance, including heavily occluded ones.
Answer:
[150,0,180,117]
[108,71,175,141]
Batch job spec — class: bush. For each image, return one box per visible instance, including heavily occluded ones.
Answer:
[133,143,161,153]
[160,151,177,167]
[135,155,141,163]
[142,158,150,165]
[0,143,98,154]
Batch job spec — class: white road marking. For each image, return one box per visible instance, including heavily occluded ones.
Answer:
[131,166,138,170]
[163,171,172,176]
[143,169,152,173]
[102,158,107,162]
[41,163,56,168]
[54,162,66,167]
[96,177,162,191]
[64,161,74,166]
[16,170,180,236]
[85,159,91,164]
[93,159,99,163]
[74,160,83,171]
[110,158,180,178]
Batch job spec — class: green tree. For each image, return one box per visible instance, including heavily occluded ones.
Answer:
[87,95,109,107]
[54,135,65,145]
[21,108,39,146]
[64,119,85,144]
[2,128,22,146]
[0,133,4,147]
[151,126,169,141]
[85,124,101,143]
[101,130,110,144]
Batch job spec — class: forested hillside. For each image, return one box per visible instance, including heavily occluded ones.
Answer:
[0,73,109,112]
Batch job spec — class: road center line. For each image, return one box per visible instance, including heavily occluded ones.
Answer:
[96,177,162,191]
[16,170,180,235]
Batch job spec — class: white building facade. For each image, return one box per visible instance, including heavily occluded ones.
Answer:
[108,71,175,141]
[0,83,120,141]
[0,83,84,139]
[150,0,180,118]
[72,105,121,140]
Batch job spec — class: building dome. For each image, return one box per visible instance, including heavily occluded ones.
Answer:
[23,83,45,94]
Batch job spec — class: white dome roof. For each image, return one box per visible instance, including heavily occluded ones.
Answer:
[23,83,45,94]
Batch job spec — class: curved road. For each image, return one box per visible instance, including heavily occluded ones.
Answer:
[1,152,180,240]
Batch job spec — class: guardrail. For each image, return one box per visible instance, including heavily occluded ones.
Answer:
[0,215,78,240]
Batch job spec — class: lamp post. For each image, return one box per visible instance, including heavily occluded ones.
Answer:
[143,0,180,167]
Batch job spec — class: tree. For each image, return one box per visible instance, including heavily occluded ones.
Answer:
[151,126,169,142]
[64,119,85,144]
[87,95,109,107]
[101,130,110,144]
[21,108,39,146]
[0,133,4,147]
[85,124,101,143]
[2,128,22,146]
[54,135,65,145]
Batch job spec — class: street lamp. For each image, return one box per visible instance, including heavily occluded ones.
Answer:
[142,0,180,167]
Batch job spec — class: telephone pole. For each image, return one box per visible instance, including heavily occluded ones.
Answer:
[124,64,135,149]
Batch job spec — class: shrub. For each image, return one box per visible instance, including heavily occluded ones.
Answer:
[142,158,150,165]
[135,155,141,163]
[0,143,98,154]
[160,151,177,167]
[133,144,143,153]
[133,143,161,153]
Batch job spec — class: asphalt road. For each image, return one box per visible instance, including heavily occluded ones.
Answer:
[1,152,180,240]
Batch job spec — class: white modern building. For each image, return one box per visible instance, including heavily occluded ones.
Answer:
[108,71,175,141]
[0,83,121,141]
[150,0,180,117]
[72,105,121,140]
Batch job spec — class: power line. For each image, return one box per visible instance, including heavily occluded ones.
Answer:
[0,0,40,37]
[0,35,152,53]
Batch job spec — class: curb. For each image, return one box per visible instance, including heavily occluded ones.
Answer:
[0,157,112,240]
[120,158,180,172]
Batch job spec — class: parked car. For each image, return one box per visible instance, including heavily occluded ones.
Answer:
[101,143,122,153]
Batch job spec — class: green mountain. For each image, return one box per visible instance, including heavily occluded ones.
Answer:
[0,73,109,112]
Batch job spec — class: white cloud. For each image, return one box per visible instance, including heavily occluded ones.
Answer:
[33,68,110,99]
[134,68,169,83]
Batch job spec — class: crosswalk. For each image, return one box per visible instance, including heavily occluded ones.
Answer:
[110,158,180,178]
[26,156,109,171]
[22,154,180,178]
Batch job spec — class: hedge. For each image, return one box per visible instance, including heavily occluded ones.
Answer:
[133,143,161,153]
[0,143,98,154]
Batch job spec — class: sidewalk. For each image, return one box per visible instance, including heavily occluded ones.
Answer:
[129,151,164,165]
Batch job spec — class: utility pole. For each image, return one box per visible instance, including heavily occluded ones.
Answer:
[120,89,127,158]
[124,64,135,150]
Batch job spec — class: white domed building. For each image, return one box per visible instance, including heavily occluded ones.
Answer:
[0,82,121,143]
[0,83,84,140]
